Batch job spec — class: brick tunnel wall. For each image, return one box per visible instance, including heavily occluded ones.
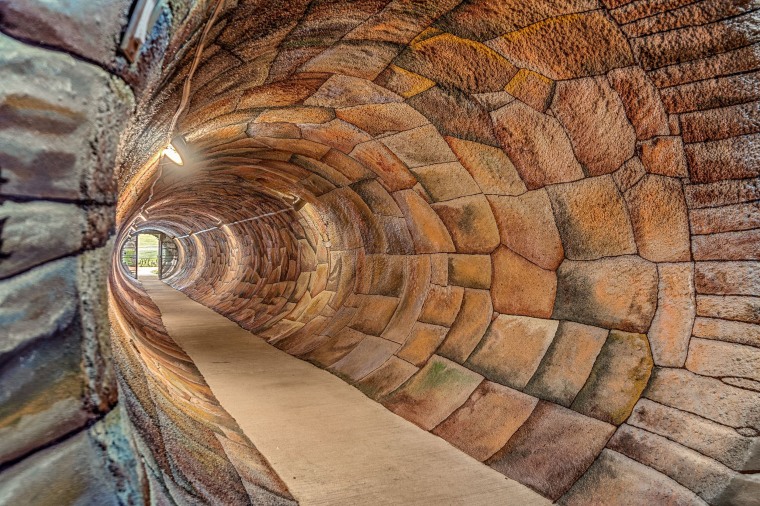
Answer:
[2,0,759,504]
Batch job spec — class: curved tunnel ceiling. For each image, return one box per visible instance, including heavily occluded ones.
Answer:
[111,1,760,504]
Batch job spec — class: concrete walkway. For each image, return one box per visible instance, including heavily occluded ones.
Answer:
[141,278,548,506]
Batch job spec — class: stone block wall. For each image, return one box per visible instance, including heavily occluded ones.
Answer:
[116,1,760,504]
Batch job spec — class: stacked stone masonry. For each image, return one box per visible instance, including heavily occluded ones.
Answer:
[1,0,759,504]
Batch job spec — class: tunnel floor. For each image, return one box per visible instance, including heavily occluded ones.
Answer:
[141,277,548,505]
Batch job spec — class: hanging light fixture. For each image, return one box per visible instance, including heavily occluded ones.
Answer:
[162,135,188,166]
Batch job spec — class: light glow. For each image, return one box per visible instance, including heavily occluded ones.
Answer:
[162,143,183,165]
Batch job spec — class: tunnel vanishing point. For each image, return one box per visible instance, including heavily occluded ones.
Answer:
[1,0,760,504]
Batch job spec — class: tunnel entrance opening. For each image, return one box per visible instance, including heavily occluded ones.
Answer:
[119,231,178,280]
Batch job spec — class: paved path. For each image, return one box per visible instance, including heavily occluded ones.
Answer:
[142,277,548,506]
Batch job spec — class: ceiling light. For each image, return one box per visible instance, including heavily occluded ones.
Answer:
[162,142,183,165]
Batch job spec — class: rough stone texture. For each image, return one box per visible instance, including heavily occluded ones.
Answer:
[491,100,584,189]
[645,368,760,431]
[0,0,131,68]
[524,322,608,407]
[648,263,696,367]
[438,288,492,364]
[624,175,691,262]
[486,11,634,80]
[0,425,120,505]
[432,381,537,462]
[0,200,87,278]
[553,256,658,333]
[384,355,483,431]
[628,398,760,472]
[7,0,755,503]
[466,315,559,390]
[548,175,637,260]
[490,245,557,318]
[559,449,707,506]
[607,66,669,141]
[487,190,563,270]
[571,330,653,425]
[551,76,636,176]
[487,401,616,501]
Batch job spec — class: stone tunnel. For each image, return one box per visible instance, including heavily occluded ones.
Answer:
[1,0,759,504]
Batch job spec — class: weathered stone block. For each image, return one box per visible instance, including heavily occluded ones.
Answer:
[487,190,563,270]
[490,246,557,319]
[552,76,635,176]
[486,11,633,80]
[491,100,584,189]
[559,449,705,505]
[0,33,134,201]
[431,195,500,254]
[356,356,418,400]
[639,136,688,177]
[487,401,615,501]
[645,368,760,430]
[607,66,669,141]
[466,315,558,390]
[418,284,464,327]
[571,330,653,425]
[330,335,400,382]
[447,254,491,289]
[648,263,696,367]
[553,256,658,333]
[548,175,637,260]
[524,321,608,407]
[624,175,691,262]
[438,288,492,364]
[384,355,483,430]
[432,381,537,461]
[446,137,526,196]
[396,322,448,367]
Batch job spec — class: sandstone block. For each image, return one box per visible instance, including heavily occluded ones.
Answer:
[488,190,563,270]
[432,195,500,254]
[393,190,455,254]
[466,315,559,390]
[524,321,608,407]
[411,162,481,202]
[548,175,637,260]
[553,256,658,333]
[396,322,448,367]
[438,289,492,364]
[607,66,669,140]
[330,335,400,382]
[486,11,633,80]
[491,100,584,189]
[571,330,653,425]
[384,355,483,430]
[446,137,527,196]
[418,285,464,327]
[559,449,705,505]
[490,246,557,319]
[639,136,688,177]
[629,398,760,471]
[356,356,418,400]
[432,381,537,461]
[647,263,695,368]
[625,175,691,262]
[687,338,760,382]
[395,32,517,93]
[487,401,615,501]
[447,254,491,289]
[504,69,554,112]
[552,76,635,176]
[645,368,760,430]
[0,34,133,201]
